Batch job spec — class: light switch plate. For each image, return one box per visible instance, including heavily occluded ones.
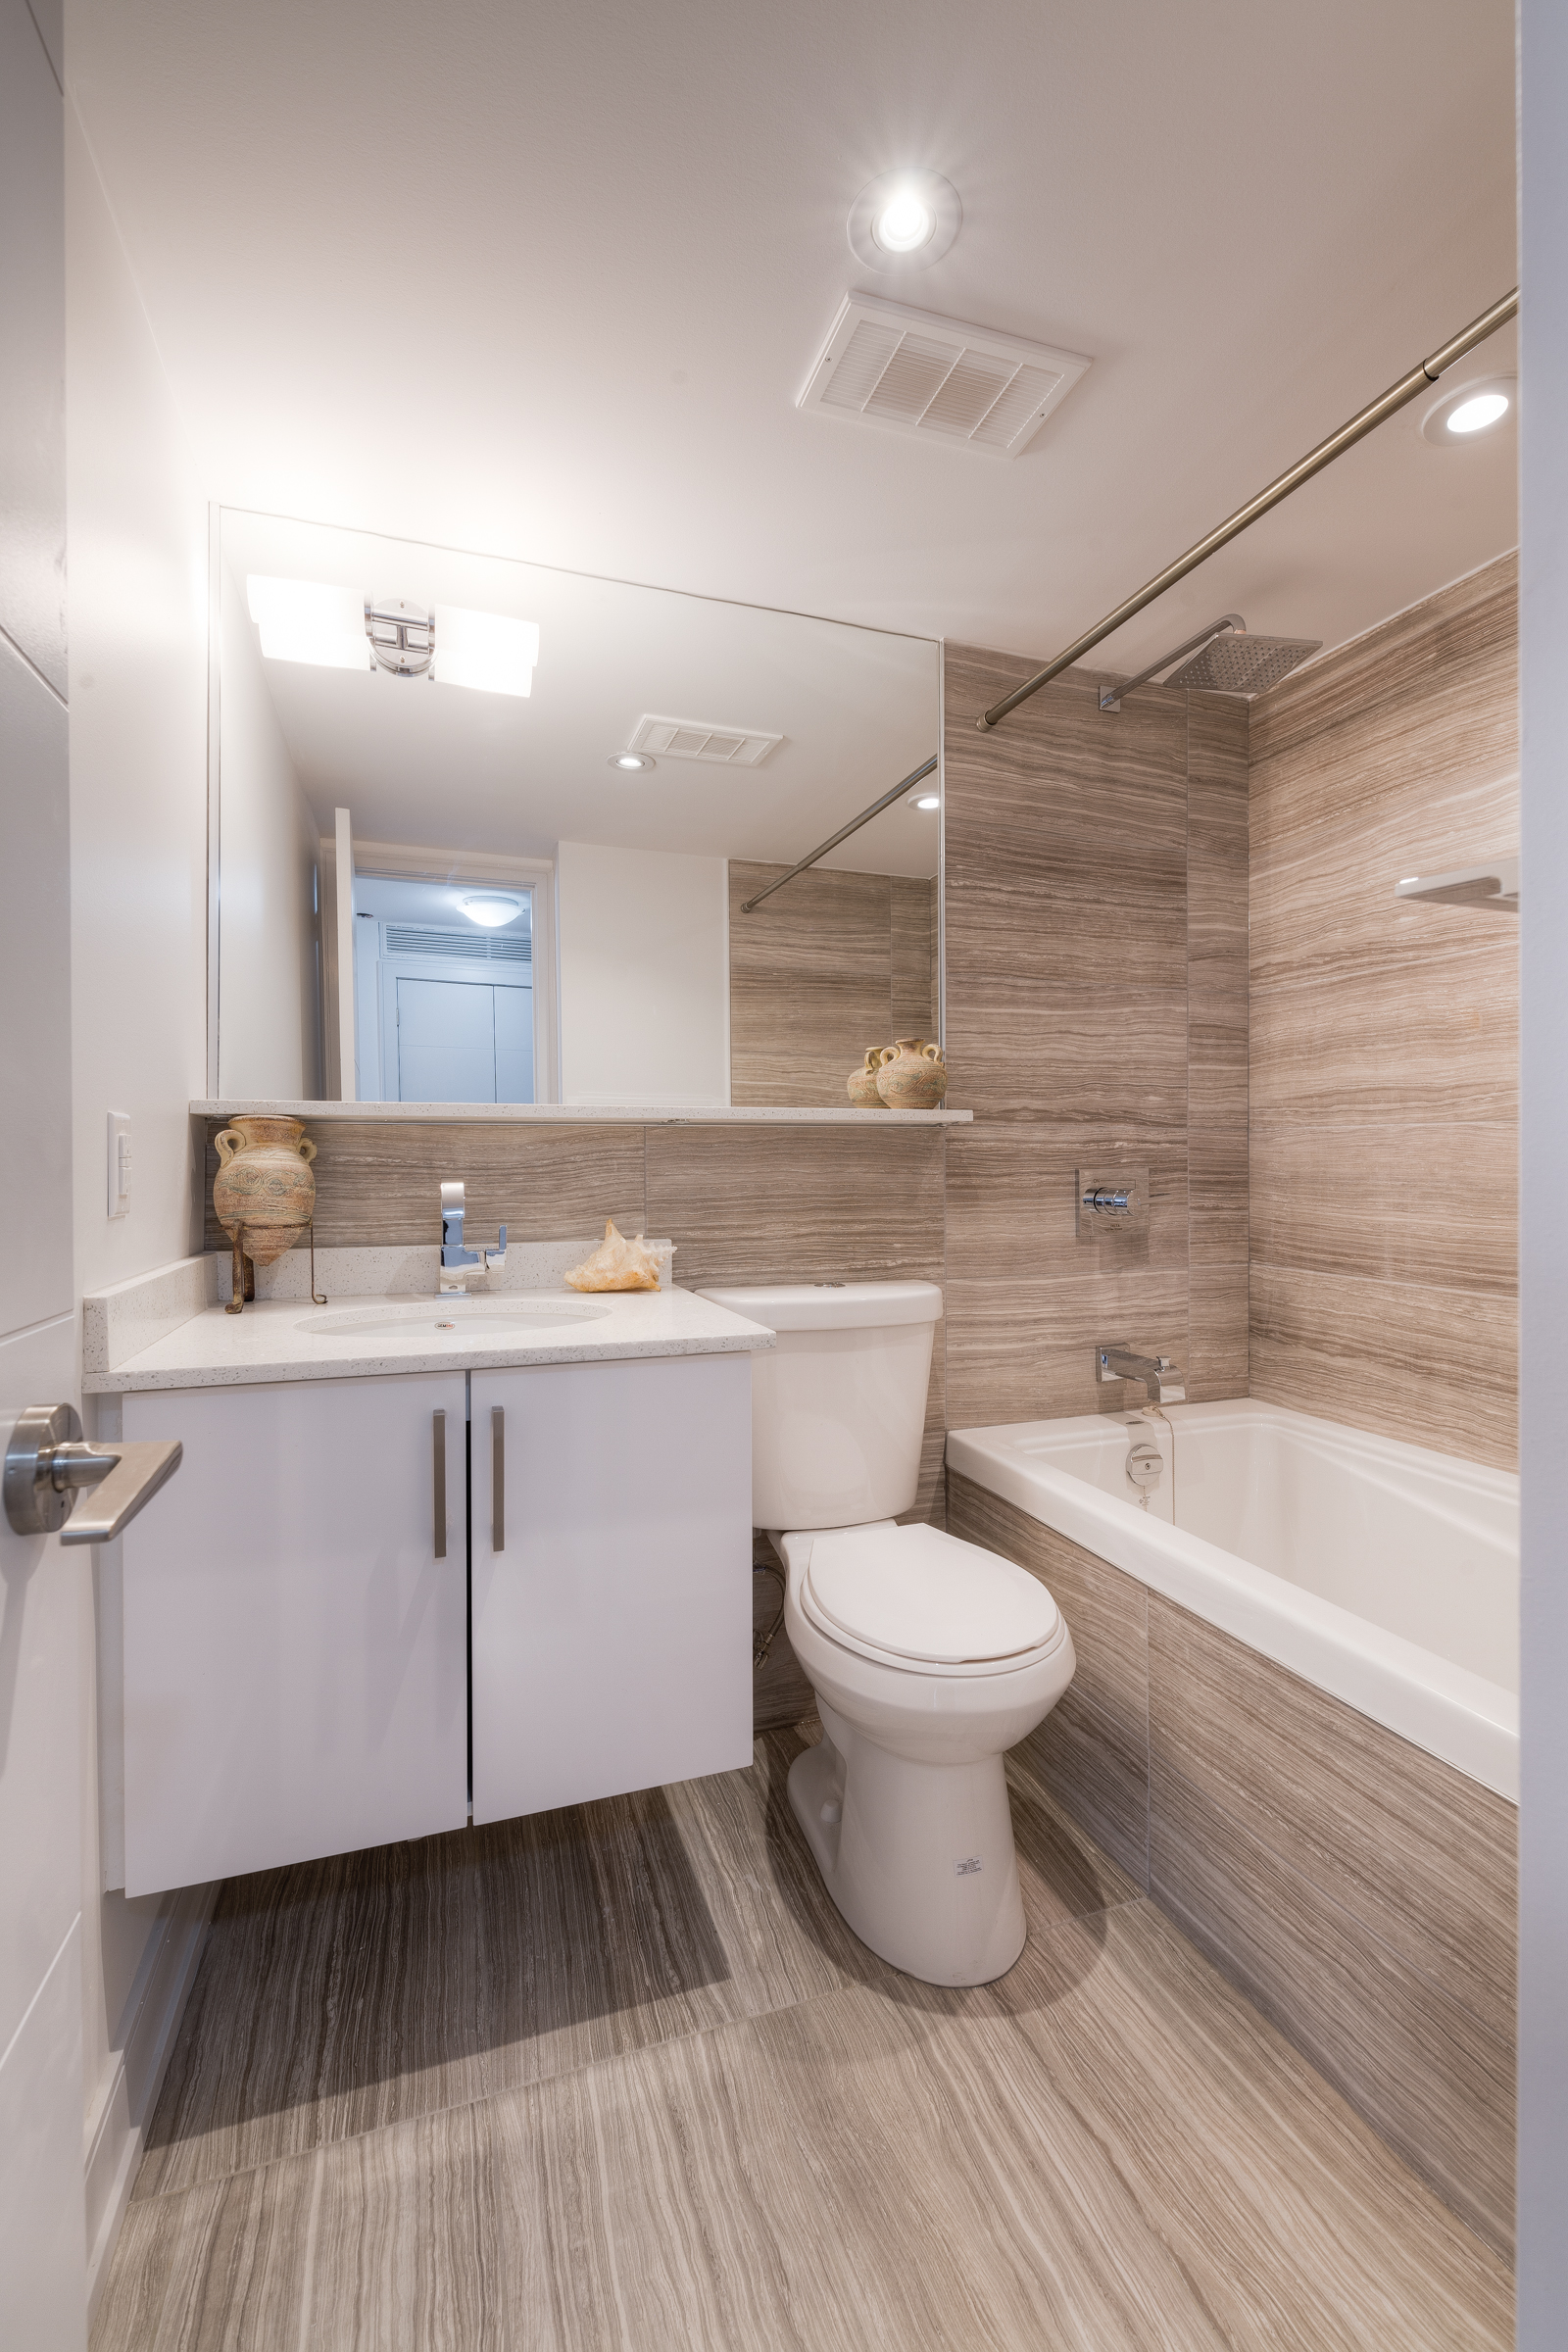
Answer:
[108,1110,131,1219]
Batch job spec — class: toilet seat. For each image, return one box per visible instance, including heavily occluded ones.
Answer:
[798,1522,1065,1679]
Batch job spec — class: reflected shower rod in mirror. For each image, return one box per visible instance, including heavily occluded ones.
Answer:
[740,755,938,914]
[977,286,1518,731]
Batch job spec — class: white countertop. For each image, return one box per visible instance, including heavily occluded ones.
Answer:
[83,1284,775,1394]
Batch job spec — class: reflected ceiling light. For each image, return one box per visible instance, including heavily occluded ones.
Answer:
[1421,374,1516,444]
[610,752,656,771]
[245,575,369,669]
[431,606,540,697]
[462,895,522,927]
[847,170,961,272]
[907,791,941,810]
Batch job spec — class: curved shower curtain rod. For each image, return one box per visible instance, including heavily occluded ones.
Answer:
[977,287,1519,731]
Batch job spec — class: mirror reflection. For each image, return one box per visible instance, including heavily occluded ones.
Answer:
[216,512,941,1109]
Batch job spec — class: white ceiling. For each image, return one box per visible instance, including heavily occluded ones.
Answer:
[221,511,939,874]
[70,0,1518,681]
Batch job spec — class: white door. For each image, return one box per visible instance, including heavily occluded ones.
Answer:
[469,1355,754,1824]
[393,973,535,1102]
[121,1375,468,1894]
[0,4,88,2339]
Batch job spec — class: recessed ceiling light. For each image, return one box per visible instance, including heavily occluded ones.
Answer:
[462,895,522,928]
[908,792,941,811]
[1421,374,1516,444]
[610,752,656,771]
[848,171,961,272]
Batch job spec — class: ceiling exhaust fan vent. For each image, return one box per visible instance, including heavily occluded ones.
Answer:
[799,295,1091,458]
[628,715,783,767]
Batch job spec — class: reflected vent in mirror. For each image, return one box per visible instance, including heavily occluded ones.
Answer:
[628,714,783,766]
[798,294,1091,458]
[383,924,531,963]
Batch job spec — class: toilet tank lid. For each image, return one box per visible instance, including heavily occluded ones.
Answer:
[695,1279,943,1331]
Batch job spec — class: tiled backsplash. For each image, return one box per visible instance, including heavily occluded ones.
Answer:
[1248,553,1518,1468]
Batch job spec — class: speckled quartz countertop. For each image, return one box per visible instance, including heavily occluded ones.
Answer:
[81,1272,775,1394]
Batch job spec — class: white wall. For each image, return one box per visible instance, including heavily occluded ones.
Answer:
[65,88,215,2319]
[0,6,85,2334]
[217,564,321,1097]
[1518,4,1567,2337]
[557,840,729,1105]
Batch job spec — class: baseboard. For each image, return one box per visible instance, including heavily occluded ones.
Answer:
[83,1880,218,2325]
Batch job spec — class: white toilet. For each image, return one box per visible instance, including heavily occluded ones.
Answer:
[697,1279,1075,1985]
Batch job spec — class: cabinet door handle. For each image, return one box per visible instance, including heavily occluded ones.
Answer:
[432,1409,447,1558]
[492,1405,505,1551]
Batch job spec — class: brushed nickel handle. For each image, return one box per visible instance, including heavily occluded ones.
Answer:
[4,1403,182,1542]
[432,1409,447,1558]
[492,1405,505,1551]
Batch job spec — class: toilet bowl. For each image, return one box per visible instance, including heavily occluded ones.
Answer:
[697,1280,1077,1985]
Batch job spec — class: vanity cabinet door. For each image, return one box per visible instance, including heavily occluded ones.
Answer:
[121,1373,467,1895]
[470,1353,753,1823]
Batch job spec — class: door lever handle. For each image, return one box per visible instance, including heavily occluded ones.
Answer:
[4,1404,182,1542]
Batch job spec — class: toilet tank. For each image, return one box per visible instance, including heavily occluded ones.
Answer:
[696,1281,942,1531]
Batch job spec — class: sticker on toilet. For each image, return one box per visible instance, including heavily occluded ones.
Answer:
[955,1856,983,1877]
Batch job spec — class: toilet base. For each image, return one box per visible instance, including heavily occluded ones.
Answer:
[788,1703,1028,1987]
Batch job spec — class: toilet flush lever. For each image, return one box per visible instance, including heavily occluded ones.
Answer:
[3,1403,181,1542]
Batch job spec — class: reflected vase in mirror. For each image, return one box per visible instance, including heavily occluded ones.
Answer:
[876,1038,948,1110]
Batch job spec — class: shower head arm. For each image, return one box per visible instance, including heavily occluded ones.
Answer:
[1098,615,1246,712]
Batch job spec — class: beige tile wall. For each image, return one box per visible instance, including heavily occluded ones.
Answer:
[950,1471,1518,2257]
[727,863,937,1107]
[942,645,1250,1425]
[1248,553,1519,1467]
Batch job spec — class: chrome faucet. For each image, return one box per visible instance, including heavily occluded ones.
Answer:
[439,1181,508,1294]
[1097,1343,1186,1403]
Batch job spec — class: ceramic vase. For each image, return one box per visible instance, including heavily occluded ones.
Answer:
[847,1048,888,1108]
[212,1115,318,1267]
[875,1037,948,1110]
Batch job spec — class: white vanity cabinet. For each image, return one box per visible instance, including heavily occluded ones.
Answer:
[470,1352,754,1823]
[121,1373,467,1896]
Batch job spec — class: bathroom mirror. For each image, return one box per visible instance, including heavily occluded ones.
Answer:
[212,509,941,1110]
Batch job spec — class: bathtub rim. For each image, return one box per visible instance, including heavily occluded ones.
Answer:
[946,1398,1519,1802]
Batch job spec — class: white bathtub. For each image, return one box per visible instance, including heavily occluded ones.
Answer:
[947,1399,1519,1799]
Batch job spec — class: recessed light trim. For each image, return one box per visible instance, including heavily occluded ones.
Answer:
[610,752,656,771]
[908,792,941,810]
[1421,373,1516,444]
[848,171,961,273]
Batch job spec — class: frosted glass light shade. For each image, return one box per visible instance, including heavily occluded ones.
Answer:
[245,575,369,668]
[432,607,540,697]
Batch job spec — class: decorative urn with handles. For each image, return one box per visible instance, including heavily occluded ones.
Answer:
[846,1048,888,1108]
[875,1037,949,1110]
[212,1115,318,1311]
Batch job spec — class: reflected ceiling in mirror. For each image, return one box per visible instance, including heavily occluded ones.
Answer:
[216,511,941,1112]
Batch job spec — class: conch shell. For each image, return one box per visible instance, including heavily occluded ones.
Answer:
[564,1219,665,1293]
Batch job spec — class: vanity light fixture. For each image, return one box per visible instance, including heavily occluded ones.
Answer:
[907,791,941,810]
[431,607,539,697]
[1421,374,1516,444]
[610,752,656,771]
[245,575,369,669]
[462,895,524,928]
[847,170,961,272]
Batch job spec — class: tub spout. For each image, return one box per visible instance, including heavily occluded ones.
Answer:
[1097,1344,1186,1403]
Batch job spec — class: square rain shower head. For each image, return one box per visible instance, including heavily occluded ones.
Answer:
[1165,632,1322,695]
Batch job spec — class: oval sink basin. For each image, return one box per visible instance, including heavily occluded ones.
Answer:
[299,1298,613,1339]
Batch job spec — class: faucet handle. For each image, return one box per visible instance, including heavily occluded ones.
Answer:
[441,1181,466,1217]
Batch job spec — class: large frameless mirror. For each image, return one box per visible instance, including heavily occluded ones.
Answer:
[212,510,942,1110]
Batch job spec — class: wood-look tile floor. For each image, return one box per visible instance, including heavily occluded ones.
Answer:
[95,1725,1512,2351]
